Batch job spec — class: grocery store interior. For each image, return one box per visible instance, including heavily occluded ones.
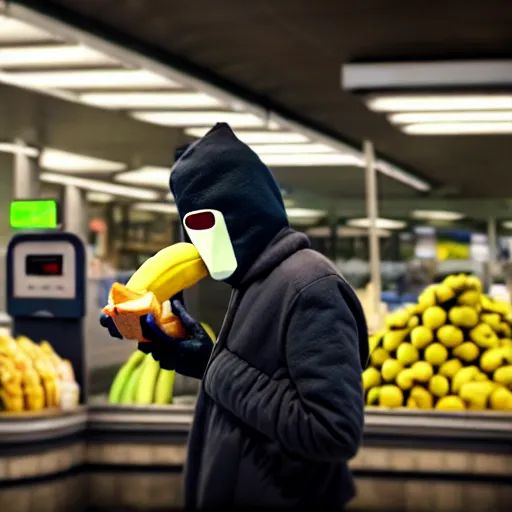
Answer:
[1,0,512,510]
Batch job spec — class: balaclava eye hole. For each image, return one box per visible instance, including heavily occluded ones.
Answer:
[183,209,238,281]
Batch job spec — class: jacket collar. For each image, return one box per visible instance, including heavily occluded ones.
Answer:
[238,227,311,288]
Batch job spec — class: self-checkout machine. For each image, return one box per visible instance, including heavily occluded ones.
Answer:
[5,199,88,403]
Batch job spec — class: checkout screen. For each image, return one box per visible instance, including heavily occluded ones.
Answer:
[25,254,63,276]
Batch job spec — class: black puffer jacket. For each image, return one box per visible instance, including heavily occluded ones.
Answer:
[170,124,369,510]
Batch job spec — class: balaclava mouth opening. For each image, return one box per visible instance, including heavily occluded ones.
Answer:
[170,123,289,287]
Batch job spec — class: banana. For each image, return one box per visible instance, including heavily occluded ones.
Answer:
[154,368,176,405]
[135,354,161,405]
[108,350,146,404]
[126,243,208,301]
[103,243,208,341]
[0,389,24,413]
[119,364,144,404]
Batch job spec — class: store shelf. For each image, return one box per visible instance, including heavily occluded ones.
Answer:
[88,403,512,443]
[364,409,512,443]
[0,407,87,444]
[87,404,194,440]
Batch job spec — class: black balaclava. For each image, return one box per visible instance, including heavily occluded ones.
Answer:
[170,123,290,287]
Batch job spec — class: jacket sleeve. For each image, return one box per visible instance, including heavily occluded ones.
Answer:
[204,275,365,462]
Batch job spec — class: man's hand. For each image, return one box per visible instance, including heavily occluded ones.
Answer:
[100,298,214,379]
[140,298,214,369]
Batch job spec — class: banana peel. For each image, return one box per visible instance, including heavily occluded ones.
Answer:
[102,242,208,341]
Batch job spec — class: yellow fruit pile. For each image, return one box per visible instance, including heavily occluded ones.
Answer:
[365,274,512,412]
[0,335,76,413]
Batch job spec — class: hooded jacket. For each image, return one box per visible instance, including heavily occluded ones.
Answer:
[170,124,368,510]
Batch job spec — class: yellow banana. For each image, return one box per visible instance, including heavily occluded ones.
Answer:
[103,243,208,341]
[126,243,208,302]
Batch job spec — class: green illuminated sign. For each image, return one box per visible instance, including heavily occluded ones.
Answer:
[10,200,59,230]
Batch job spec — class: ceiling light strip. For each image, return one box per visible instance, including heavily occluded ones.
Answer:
[390,111,512,124]
[115,167,171,189]
[347,217,407,230]
[131,110,266,128]
[40,172,160,200]
[134,202,178,214]
[342,60,512,90]
[366,94,512,113]
[80,91,223,109]
[185,127,310,144]
[253,143,336,154]
[40,148,127,172]
[402,122,512,135]
[261,153,361,167]
[0,44,118,68]
[3,69,179,90]
[0,12,56,43]
[411,210,464,221]
[0,141,39,157]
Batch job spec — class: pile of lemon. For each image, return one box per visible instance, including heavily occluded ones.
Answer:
[364,274,512,411]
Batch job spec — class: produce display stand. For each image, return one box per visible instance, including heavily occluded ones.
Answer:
[0,403,510,511]
[0,407,87,444]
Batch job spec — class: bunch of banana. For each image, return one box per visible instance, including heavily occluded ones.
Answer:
[109,322,216,406]
[17,336,60,408]
[0,350,24,413]
[0,335,77,413]
[364,273,512,412]
[108,350,176,406]
[102,243,208,342]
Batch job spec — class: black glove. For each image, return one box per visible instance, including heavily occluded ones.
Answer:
[139,298,214,379]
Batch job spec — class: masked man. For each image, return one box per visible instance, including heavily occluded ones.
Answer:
[102,123,368,510]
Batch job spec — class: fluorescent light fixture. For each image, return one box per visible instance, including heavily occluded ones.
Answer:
[40,148,126,173]
[347,218,407,230]
[40,173,160,200]
[4,69,178,89]
[390,111,512,124]
[252,143,335,155]
[262,153,362,167]
[343,61,512,90]
[87,192,114,203]
[367,94,512,112]
[80,91,223,109]
[375,159,431,192]
[0,142,39,157]
[115,167,171,189]
[186,128,309,144]
[286,208,327,225]
[132,111,265,128]
[412,210,464,221]
[307,226,391,238]
[133,202,178,214]
[0,14,55,43]
[0,45,116,68]
[502,221,512,229]
[402,123,512,135]
[286,208,327,219]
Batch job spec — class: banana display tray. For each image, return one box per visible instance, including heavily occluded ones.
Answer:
[87,403,512,444]
[0,406,87,444]
[0,403,510,449]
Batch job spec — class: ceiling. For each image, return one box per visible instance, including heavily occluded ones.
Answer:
[24,0,512,198]
[0,81,417,210]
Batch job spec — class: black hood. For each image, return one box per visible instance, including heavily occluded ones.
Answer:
[170,123,290,287]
